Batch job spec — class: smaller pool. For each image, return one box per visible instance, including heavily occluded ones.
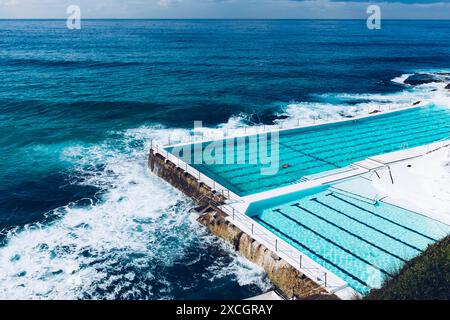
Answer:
[247,185,450,294]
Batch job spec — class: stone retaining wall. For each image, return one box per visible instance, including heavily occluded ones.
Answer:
[148,149,333,299]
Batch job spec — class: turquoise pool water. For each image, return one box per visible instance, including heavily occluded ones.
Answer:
[166,105,450,196]
[247,186,450,294]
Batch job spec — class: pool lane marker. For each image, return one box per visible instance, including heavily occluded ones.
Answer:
[279,116,450,159]
[272,109,449,157]
[278,140,340,168]
[253,216,372,290]
[209,122,450,188]
[271,209,394,278]
[290,203,407,263]
[311,198,423,253]
[203,119,450,185]
[214,113,450,174]
[328,193,438,242]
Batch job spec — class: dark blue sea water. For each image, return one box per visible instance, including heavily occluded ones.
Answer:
[0,19,449,299]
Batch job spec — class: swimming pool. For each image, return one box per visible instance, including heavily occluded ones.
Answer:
[166,105,450,196]
[246,185,450,294]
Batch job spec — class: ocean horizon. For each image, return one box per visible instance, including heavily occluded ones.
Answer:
[0,19,449,299]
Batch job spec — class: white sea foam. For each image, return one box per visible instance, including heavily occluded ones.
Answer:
[152,73,449,144]
[206,249,272,290]
[0,127,270,300]
[197,72,448,137]
[275,72,449,128]
[391,73,412,85]
[0,71,448,299]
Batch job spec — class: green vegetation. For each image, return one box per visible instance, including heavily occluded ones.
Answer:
[365,236,449,300]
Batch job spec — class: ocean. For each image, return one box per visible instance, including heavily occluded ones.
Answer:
[0,19,449,299]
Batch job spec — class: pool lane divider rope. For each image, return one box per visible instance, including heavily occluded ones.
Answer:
[277,140,340,168]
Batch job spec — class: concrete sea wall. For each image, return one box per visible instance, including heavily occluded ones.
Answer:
[148,149,332,299]
[148,150,226,206]
[197,210,329,298]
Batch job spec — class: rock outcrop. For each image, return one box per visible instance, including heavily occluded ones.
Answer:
[404,73,441,86]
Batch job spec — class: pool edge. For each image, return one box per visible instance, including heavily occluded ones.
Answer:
[148,149,357,300]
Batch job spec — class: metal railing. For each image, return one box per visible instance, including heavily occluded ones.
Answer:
[148,103,443,297]
[150,141,243,204]
[159,103,412,148]
[329,187,382,205]
[219,203,330,288]
[149,140,342,292]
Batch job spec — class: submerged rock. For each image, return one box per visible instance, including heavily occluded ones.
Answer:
[445,84,450,90]
[404,73,442,86]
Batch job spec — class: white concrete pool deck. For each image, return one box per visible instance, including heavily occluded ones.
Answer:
[371,145,450,225]
[234,138,450,214]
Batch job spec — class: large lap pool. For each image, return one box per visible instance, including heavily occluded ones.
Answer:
[166,105,450,196]
[247,185,450,294]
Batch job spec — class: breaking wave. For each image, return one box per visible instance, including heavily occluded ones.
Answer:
[274,71,450,128]
[0,127,271,300]
[0,70,448,299]
[176,71,449,143]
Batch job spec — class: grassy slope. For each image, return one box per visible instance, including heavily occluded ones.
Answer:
[365,236,450,300]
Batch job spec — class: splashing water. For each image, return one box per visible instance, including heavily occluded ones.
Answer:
[0,127,271,300]
[0,71,448,299]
